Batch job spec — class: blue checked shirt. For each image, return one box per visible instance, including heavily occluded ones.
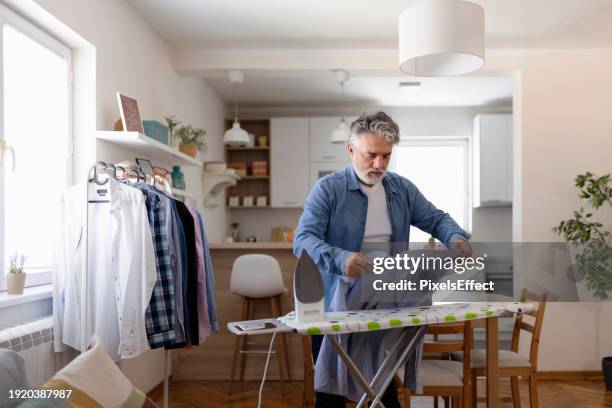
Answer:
[136,185,177,348]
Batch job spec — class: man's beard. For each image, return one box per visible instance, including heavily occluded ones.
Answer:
[354,165,386,185]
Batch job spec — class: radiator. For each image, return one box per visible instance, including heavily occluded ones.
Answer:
[0,316,62,386]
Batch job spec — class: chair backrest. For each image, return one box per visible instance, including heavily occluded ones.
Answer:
[230,254,285,298]
[511,288,547,370]
[424,321,472,389]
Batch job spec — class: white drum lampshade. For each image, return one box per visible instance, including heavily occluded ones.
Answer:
[399,0,485,77]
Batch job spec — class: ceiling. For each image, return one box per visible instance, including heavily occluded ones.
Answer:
[207,75,513,108]
[125,0,611,108]
[126,0,612,50]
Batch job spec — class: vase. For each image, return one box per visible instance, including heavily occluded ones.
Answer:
[7,273,26,295]
[179,143,198,158]
[170,165,185,190]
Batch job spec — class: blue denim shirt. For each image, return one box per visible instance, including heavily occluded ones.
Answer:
[293,165,467,311]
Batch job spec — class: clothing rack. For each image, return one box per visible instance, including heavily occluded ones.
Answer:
[81,161,170,408]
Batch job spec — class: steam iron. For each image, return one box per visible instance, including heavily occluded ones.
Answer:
[294,251,325,325]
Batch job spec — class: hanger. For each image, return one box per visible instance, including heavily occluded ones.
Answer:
[89,161,111,185]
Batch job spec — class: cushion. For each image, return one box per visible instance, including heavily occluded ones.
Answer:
[451,349,531,368]
[419,360,464,387]
[0,349,31,408]
[18,338,158,407]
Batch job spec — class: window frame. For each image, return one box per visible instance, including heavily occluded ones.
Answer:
[391,136,472,240]
[0,3,72,291]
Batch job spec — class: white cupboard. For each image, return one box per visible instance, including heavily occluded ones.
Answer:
[270,118,310,207]
[309,117,354,162]
[472,114,513,207]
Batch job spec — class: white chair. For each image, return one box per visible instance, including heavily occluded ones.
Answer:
[228,254,291,394]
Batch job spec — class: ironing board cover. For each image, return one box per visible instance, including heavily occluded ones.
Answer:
[277,302,535,335]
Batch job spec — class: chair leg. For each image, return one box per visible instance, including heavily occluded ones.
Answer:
[471,371,478,408]
[274,295,292,381]
[229,297,249,393]
[511,376,522,408]
[239,298,251,381]
[270,297,286,395]
[528,372,539,408]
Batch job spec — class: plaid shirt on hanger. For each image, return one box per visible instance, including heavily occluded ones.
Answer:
[139,189,177,348]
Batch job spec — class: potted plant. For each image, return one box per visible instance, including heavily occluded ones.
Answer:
[175,125,207,158]
[553,171,612,390]
[6,252,27,295]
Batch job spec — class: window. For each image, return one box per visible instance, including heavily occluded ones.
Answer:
[0,6,72,291]
[392,138,469,243]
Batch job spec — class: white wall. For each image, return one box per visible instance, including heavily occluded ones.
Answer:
[6,0,227,392]
[486,50,612,371]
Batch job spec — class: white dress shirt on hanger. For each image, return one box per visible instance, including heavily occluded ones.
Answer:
[53,178,156,360]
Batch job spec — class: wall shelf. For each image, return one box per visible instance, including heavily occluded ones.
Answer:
[97,131,204,167]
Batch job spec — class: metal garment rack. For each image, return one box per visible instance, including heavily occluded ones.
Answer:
[80,162,170,408]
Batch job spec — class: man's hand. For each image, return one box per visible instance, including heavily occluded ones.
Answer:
[344,252,371,279]
[450,239,473,257]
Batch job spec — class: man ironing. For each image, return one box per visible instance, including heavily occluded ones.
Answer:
[293,111,470,407]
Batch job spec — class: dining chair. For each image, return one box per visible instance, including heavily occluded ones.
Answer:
[452,289,547,408]
[399,321,473,408]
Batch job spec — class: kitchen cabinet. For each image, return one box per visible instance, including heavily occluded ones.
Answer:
[270,117,310,207]
[309,117,355,162]
[472,114,513,207]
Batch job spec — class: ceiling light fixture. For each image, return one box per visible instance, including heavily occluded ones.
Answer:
[223,70,250,146]
[330,69,351,144]
[398,0,485,77]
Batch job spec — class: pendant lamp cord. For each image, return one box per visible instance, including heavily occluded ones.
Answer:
[233,83,239,124]
[340,80,346,124]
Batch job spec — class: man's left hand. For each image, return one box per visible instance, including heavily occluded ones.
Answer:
[450,239,472,257]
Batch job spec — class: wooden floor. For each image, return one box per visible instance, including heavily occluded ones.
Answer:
[151,378,612,408]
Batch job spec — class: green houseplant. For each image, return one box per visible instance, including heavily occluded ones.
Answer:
[553,172,612,300]
[175,124,207,158]
[6,252,27,295]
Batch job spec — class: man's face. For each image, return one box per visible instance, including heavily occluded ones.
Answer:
[348,132,393,185]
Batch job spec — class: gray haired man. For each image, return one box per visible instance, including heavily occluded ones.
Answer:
[294,111,470,406]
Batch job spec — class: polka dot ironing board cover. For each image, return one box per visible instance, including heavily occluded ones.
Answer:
[278,302,536,335]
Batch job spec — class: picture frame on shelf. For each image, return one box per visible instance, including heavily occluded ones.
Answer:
[116,92,144,133]
[135,158,153,175]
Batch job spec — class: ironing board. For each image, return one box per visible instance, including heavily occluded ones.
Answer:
[228,302,536,408]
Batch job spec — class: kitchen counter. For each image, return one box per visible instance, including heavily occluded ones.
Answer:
[208,242,293,250]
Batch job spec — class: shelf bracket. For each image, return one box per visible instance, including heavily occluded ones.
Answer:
[202,173,240,208]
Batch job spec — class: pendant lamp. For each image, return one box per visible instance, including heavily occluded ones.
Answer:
[399,0,485,77]
[330,69,351,144]
[223,70,250,145]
